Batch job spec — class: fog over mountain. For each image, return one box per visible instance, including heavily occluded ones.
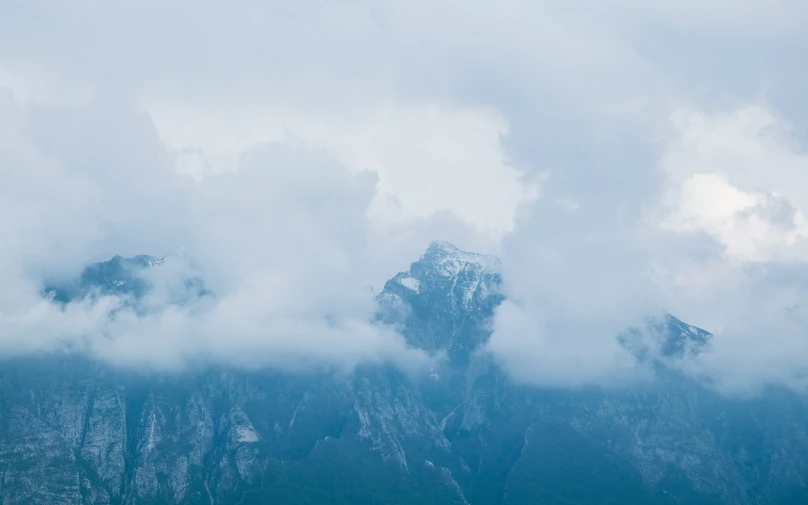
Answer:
[2,1,808,395]
[1,242,807,505]
[2,1,808,503]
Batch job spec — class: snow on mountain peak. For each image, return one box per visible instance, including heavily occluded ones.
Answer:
[398,276,420,293]
[421,241,500,278]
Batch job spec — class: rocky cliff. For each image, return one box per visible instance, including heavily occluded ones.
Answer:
[1,242,807,504]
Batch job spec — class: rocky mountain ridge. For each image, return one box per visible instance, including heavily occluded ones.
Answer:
[1,242,807,504]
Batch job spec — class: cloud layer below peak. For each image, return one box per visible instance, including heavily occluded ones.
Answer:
[1,0,808,394]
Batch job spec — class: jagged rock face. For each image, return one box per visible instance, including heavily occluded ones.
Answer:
[378,241,503,363]
[1,242,808,504]
[0,363,469,505]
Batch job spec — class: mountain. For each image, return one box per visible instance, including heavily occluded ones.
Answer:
[1,242,808,504]
[46,254,164,302]
[378,240,503,362]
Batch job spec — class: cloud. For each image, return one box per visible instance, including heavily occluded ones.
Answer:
[647,106,808,394]
[0,92,440,373]
[660,172,805,262]
[1,0,808,394]
[657,107,808,262]
[486,191,664,388]
[489,103,808,394]
[150,102,535,235]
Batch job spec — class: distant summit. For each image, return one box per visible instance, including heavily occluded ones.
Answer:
[418,241,500,278]
[45,254,164,303]
[44,242,711,363]
[44,254,207,306]
[380,240,712,364]
[378,241,504,362]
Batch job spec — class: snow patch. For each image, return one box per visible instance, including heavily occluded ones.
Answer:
[426,241,500,277]
[146,257,164,268]
[399,276,420,292]
[461,279,481,307]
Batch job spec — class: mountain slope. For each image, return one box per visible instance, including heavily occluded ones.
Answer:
[1,242,807,504]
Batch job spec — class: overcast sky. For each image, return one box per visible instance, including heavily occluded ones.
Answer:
[1,0,808,394]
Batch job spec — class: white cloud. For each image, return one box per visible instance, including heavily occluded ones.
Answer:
[486,193,663,387]
[657,106,808,263]
[487,102,808,392]
[632,106,808,394]
[148,101,535,235]
[661,172,807,262]
[0,92,439,372]
[1,0,808,394]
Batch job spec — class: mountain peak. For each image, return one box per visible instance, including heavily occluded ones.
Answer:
[425,240,459,254]
[420,241,500,278]
[377,242,504,359]
[45,254,164,303]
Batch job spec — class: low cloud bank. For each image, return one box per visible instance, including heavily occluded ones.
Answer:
[3,93,808,397]
[0,94,437,373]
[488,106,808,396]
[3,1,808,395]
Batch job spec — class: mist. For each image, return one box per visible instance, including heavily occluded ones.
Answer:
[1,0,808,396]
